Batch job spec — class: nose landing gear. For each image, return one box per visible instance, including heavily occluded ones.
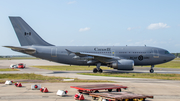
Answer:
[150,65,154,73]
[93,63,103,73]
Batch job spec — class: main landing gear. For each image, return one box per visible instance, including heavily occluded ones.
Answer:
[93,63,103,73]
[150,65,154,73]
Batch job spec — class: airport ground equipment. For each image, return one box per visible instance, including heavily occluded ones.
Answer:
[56,90,68,96]
[40,87,49,93]
[31,84,41,90]
[89,92,153,101]
[74,93,85,100]
[5,80,13,85]
[70,84,127,94]
[15,82,22,87]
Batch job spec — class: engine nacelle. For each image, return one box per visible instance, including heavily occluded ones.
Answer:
[110,60,134,70]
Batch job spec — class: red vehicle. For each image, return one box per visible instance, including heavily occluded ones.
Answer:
[18,63,25,69]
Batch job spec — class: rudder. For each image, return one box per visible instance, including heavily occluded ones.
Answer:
[9,16,53,46]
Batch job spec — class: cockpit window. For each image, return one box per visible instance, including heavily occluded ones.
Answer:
[165,51,170,54]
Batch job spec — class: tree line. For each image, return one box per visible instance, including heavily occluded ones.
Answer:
[172,53,180,58]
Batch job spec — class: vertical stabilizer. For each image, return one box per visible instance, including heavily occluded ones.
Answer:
[9,16,53,46]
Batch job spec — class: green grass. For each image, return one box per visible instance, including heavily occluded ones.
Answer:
[0,68,19,71]
[144,58,180,69]
[33,65,112,71]
[33,58,180,71]
[0,73,113,83]
[79,73,180,80]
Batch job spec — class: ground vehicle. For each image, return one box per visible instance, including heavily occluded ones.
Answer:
[10,64,18,69]
[17,63,25,69]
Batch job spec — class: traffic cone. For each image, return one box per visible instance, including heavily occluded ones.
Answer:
[79,94,85,100]
[43,88,48,93]
[74,94,79,100]
[17,83,22,87]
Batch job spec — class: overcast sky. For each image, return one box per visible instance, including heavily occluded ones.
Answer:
[0,0,180,55]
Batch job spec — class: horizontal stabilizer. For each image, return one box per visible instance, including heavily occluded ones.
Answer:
[4,46,36,54]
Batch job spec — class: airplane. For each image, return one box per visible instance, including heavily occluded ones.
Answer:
[4,16,175,73]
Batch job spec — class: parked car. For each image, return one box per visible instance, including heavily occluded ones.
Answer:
[10,64,18,69]
[17,63,25,69]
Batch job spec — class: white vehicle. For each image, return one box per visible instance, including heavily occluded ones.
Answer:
[10,64,18,69]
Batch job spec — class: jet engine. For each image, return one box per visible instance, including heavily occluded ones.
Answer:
[108,60,134,70]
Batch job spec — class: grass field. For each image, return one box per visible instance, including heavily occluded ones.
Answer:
[79,73,180,80]
[33,58,180,71]
[0,73,113,83]
[0,68,19,71]
[33,65,112,71]
[144,58,180,69]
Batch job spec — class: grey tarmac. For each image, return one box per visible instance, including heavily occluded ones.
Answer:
[0,59,180,101]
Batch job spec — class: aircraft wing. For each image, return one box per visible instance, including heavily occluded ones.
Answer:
[79,52,120,59]
[65,49,120,63]
[4,46,36,54]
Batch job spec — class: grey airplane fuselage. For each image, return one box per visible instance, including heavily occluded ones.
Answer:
[6,17,175,73]
[23,46,174,66]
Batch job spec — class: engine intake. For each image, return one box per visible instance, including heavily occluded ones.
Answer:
[109,60,134,70]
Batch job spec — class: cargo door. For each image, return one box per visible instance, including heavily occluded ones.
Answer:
[51,48,57,57]
[153,49,159,58]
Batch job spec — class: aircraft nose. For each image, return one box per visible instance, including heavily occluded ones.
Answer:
[169,54,175,61]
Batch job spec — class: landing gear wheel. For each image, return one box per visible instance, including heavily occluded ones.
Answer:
[98,69,103,73]
[94,90,99,93]
[108,89,112,92]
[116,88,121,92]
[150,69,154,73]
[92,96,97,100]
[93,68,98,73]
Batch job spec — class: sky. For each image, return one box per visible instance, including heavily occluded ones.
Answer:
[0,0,180,55]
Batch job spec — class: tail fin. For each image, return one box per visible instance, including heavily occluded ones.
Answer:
[9,16,54,46]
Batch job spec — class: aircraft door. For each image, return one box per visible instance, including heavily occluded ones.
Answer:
[111,50,115,56]
[153,49,159,58]
[51,48,57,57]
